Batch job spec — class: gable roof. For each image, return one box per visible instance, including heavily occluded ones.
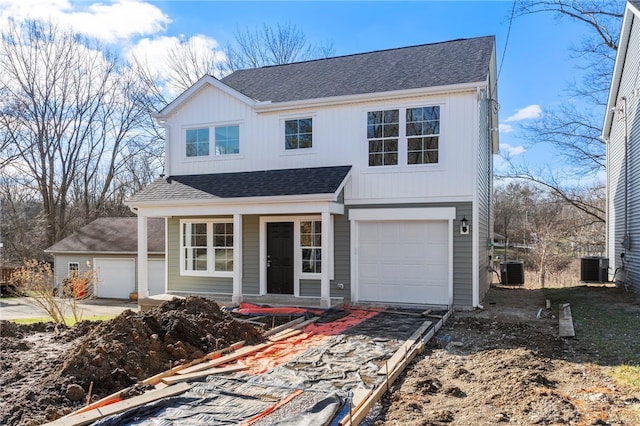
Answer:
[45,218,165,254]
[603,0,640,137]
[127,166,352,204]
[220,36,495,103]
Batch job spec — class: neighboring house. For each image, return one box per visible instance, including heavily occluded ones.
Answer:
[127,36,499,308]
[603,0,640,291]
[45,218,166,298]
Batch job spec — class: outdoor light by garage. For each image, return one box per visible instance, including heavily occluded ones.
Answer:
[460,216,469,235]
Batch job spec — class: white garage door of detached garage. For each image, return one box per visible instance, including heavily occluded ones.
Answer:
[94,258,135,299]
[350,208,455,306]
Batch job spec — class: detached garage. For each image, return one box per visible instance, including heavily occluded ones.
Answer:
[45,218,165,299]
[349,208,455,307]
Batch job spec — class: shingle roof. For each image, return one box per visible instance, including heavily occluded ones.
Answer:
[220,36,495,102]
[127,166,351,204]
[45,218,165,253]
[630,0,640,10]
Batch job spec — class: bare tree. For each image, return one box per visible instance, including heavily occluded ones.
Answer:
[0,19,160,253]
[502,0,624,222]
[225,23,335,72]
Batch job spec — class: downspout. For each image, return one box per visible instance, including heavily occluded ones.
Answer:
[620,97,630,252]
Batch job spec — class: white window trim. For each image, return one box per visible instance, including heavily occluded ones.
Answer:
[279,113,318,155]
[362,102,445,173]
[259,215,334,296]
[68,262,79,275]
[180,219,234,277]
[182,121,244,161]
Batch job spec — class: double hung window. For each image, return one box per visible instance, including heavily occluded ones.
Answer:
[407,106,440,164]
[300,221,321,273]
[181,221,234,275]
[367,110,399,166]
[366,105,440,167]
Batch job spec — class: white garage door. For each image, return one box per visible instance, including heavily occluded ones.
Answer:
[357,221,449,305]
[94,258,135,299]
[148,259,165,296]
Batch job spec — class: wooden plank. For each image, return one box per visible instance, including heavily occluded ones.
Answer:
[378,320,431,375]
[338,388,373,426]
[262,316,306,337]
[559,303,575,337]
[341,307,451,426]
[177,342,272,375]
[142,340,244,386]
[266,316,319,341]
[268,329,302,342]
[161,364,248,385]
[344,340,424,426]
[46,383,192,426]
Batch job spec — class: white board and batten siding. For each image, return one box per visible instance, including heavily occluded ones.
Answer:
[167,86,480,203]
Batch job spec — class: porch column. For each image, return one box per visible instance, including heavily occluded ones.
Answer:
[137,213,149,299]
[320,210,331,308]
[232,213,243,304]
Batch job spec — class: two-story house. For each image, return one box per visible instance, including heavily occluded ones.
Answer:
[603,0,640,291]
[127,36,499,309]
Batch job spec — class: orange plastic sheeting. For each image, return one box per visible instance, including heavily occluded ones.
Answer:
[243,308,379,375]
[236,302,322,316]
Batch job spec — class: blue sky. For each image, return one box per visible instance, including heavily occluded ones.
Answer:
[0,0,623,178]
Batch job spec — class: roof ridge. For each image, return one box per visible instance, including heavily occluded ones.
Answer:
[226,35,495,73]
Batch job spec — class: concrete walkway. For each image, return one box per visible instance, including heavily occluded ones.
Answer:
[0,297,138,320]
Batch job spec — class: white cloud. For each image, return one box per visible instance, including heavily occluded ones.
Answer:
[499,123,514,134]
[0,0,171,43]
[499,143,526,157]
[505,104,542,122]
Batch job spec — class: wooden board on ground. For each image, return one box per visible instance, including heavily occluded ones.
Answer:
[559,303,575,337]
[46,383,192,426]
[378,320,431,375]
[177,342,272,375]
[262,317,306,337]
[161,364,248,385]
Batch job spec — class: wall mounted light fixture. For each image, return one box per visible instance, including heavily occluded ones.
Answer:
[460,216,469,235]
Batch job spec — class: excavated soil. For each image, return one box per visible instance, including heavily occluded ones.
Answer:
[0,297,264,426]
[2,288,640,425]
[375,286,640,425]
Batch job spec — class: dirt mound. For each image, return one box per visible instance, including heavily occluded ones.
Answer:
[0,296,264,425]
[60,297,263,396]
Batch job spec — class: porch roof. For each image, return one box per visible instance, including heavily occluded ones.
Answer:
[127,165,351,205]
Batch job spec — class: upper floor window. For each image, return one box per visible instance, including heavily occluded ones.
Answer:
[367,110,399,166]
[285,118,313,150]
[407,106,440,164]
[215,125,240,155]
[186,128,209,157]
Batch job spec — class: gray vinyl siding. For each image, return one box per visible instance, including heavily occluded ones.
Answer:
[52,254,94,289]
[348,202,474,307]
[166,217,233,293]
[330,212,351,299]
[300,279,320,297]
[477,89,494,301]
[242,215,260,294]
[608,14,640,292]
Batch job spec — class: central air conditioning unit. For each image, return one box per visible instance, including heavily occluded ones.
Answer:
[580,256,609,283]
[500,260,524,285]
